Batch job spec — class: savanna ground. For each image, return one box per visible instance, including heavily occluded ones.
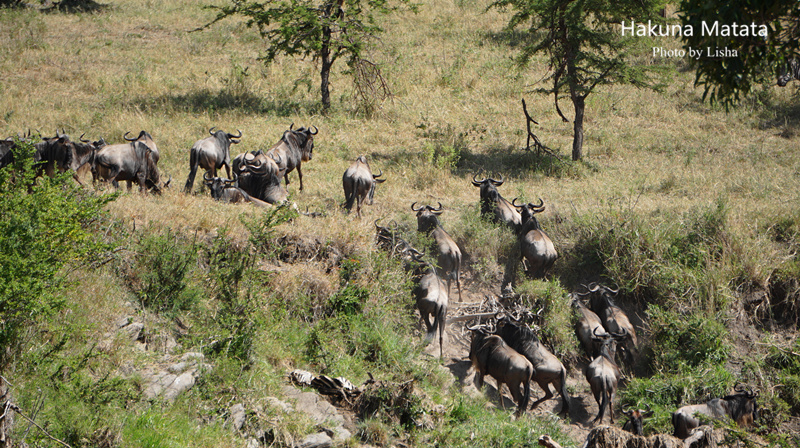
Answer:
[1,0,800,447]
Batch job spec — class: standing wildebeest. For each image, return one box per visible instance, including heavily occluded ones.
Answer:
[572,295,608,358]
[496,318,570,416]
[471,173,522,232]
[202,172,272,208]
[468,325,532,417]
[582,283,638,363]
[622,403,651,435]
[514,198,557,277]
[232,151,289,204]
[585,328,627,425]
[93,141,167,193]
[267,123,318,191]
[672,385,759,439]
[342,155,385,218]
[406,249,448,358]
[124,130,160,163]
[0,137,17,169]
[184,127,242,193]
[778,58,799,86]
[33,131,97,185]
[412,202,463,302]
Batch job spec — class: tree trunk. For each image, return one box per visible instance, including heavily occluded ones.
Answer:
[320,31,332,112]
[571,95,585,161]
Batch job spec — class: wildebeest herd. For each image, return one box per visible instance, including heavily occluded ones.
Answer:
[0,124,760,440]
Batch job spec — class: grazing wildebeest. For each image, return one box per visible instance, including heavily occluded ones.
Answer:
[778,58,799,86]
[184,127,242,193]
[582,283,638,363]
[672,384,759,439]
[342,155,385,218]
[411,202,463,302]
[471,173,522,232]
[93,140,168,193]
[513,198,557,277]
[496,317,570,416]
[406,249,448,358]
[202,172,272,208]
[123,130,160,163]
[585,328,627,425]
[468,324,532,417]
[232,150,289,204]
[621,403,651,435]
[572,294,607,358]
[267,123,318,191]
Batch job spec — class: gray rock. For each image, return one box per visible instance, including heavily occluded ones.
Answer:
[120,322,144,341]
[296,432,332,448]
[229,403,246,431]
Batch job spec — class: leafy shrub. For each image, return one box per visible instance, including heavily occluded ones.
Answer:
[646,305,730,370]
[515,279,578,363]
[240,203,298,255]
[0,140,113,367]
[126,227,199,315]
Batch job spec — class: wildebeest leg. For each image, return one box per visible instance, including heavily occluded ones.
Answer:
[456,270,462,302]
[475,372,484,390]
[297,165,303,191]
[223,163,231,180]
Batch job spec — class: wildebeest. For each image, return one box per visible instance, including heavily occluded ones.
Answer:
[672,385,759,439]
[407,249,448,358]
[342,155,385,218]
[374,219,414,256]
[202,172,272,208]
[585,328,627,425]
[34,131,98,185]
[0,137,16,168]
[232,150,289,204]
[471,173,522,232]
[582,283,638,363]
[514,198,557,277]
[621,403,651,435]
[778,58,799,86]
[468,325,532,417]
[267,123,318,191]
[572,294,608,358]
[124,130,160,163]
[411,202,463,302]
[495,318,570,416]
[184,127,242,193]
[93,140,167,193]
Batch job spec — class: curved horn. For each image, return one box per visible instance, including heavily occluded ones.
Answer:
[203,171,213,183]
[373,168,383,179]
[79,132,90,143]
[511,197,524,208]
[489,173,504,186]
[530,198,545,212]
[209,127,217,135]
[587,283,601,293]
[465,322,483,332]
[472,172,487,186]
[309,125,318,135]
[621,405,633,416]
[643,403,653,416]
[289,122,294,131]
[123,131,137,141]
[411,202,424,212]
[431,202,444,212]
[604,285,620,295]
[230,129,243,139]
[593,326,607,338]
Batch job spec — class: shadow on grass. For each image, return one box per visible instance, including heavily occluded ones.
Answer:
[128,89,319,118]
[757,96,800,139]
[43,0,108,13]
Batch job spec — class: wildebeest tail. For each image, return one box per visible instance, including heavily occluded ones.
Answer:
[517,364,532,417]
[559,366,570,414]
[184,147,199,193]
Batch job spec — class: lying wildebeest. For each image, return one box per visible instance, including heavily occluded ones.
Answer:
[267,123,317,191]
[513,198,557,277]
[406,248,448,358]
[585,327,628,425]
[572,294,608,358]
[184,127,242,193]
[468,324,532,417]
[621,403,651,435]
[342,155,385,218]
[471,173,521,233]
[496,317,570,416]
[93,140,169,193]
[34,131,97,185]
[672,384,759,439]
[124,130,160,163]
[374,219,414,256]
[202,172,272,208]
[232,150,289,204]
[412,202,463,302]
[581,283,638,363]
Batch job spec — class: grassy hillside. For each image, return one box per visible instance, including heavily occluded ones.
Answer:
[1,0,799,447]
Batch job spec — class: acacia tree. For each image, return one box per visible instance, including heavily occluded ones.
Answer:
[207,0,413,112]
[679,0,800,107]
[491,0,665,160]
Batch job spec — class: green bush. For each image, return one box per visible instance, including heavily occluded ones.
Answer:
[0,140,113,367]
[647,305,730,370]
